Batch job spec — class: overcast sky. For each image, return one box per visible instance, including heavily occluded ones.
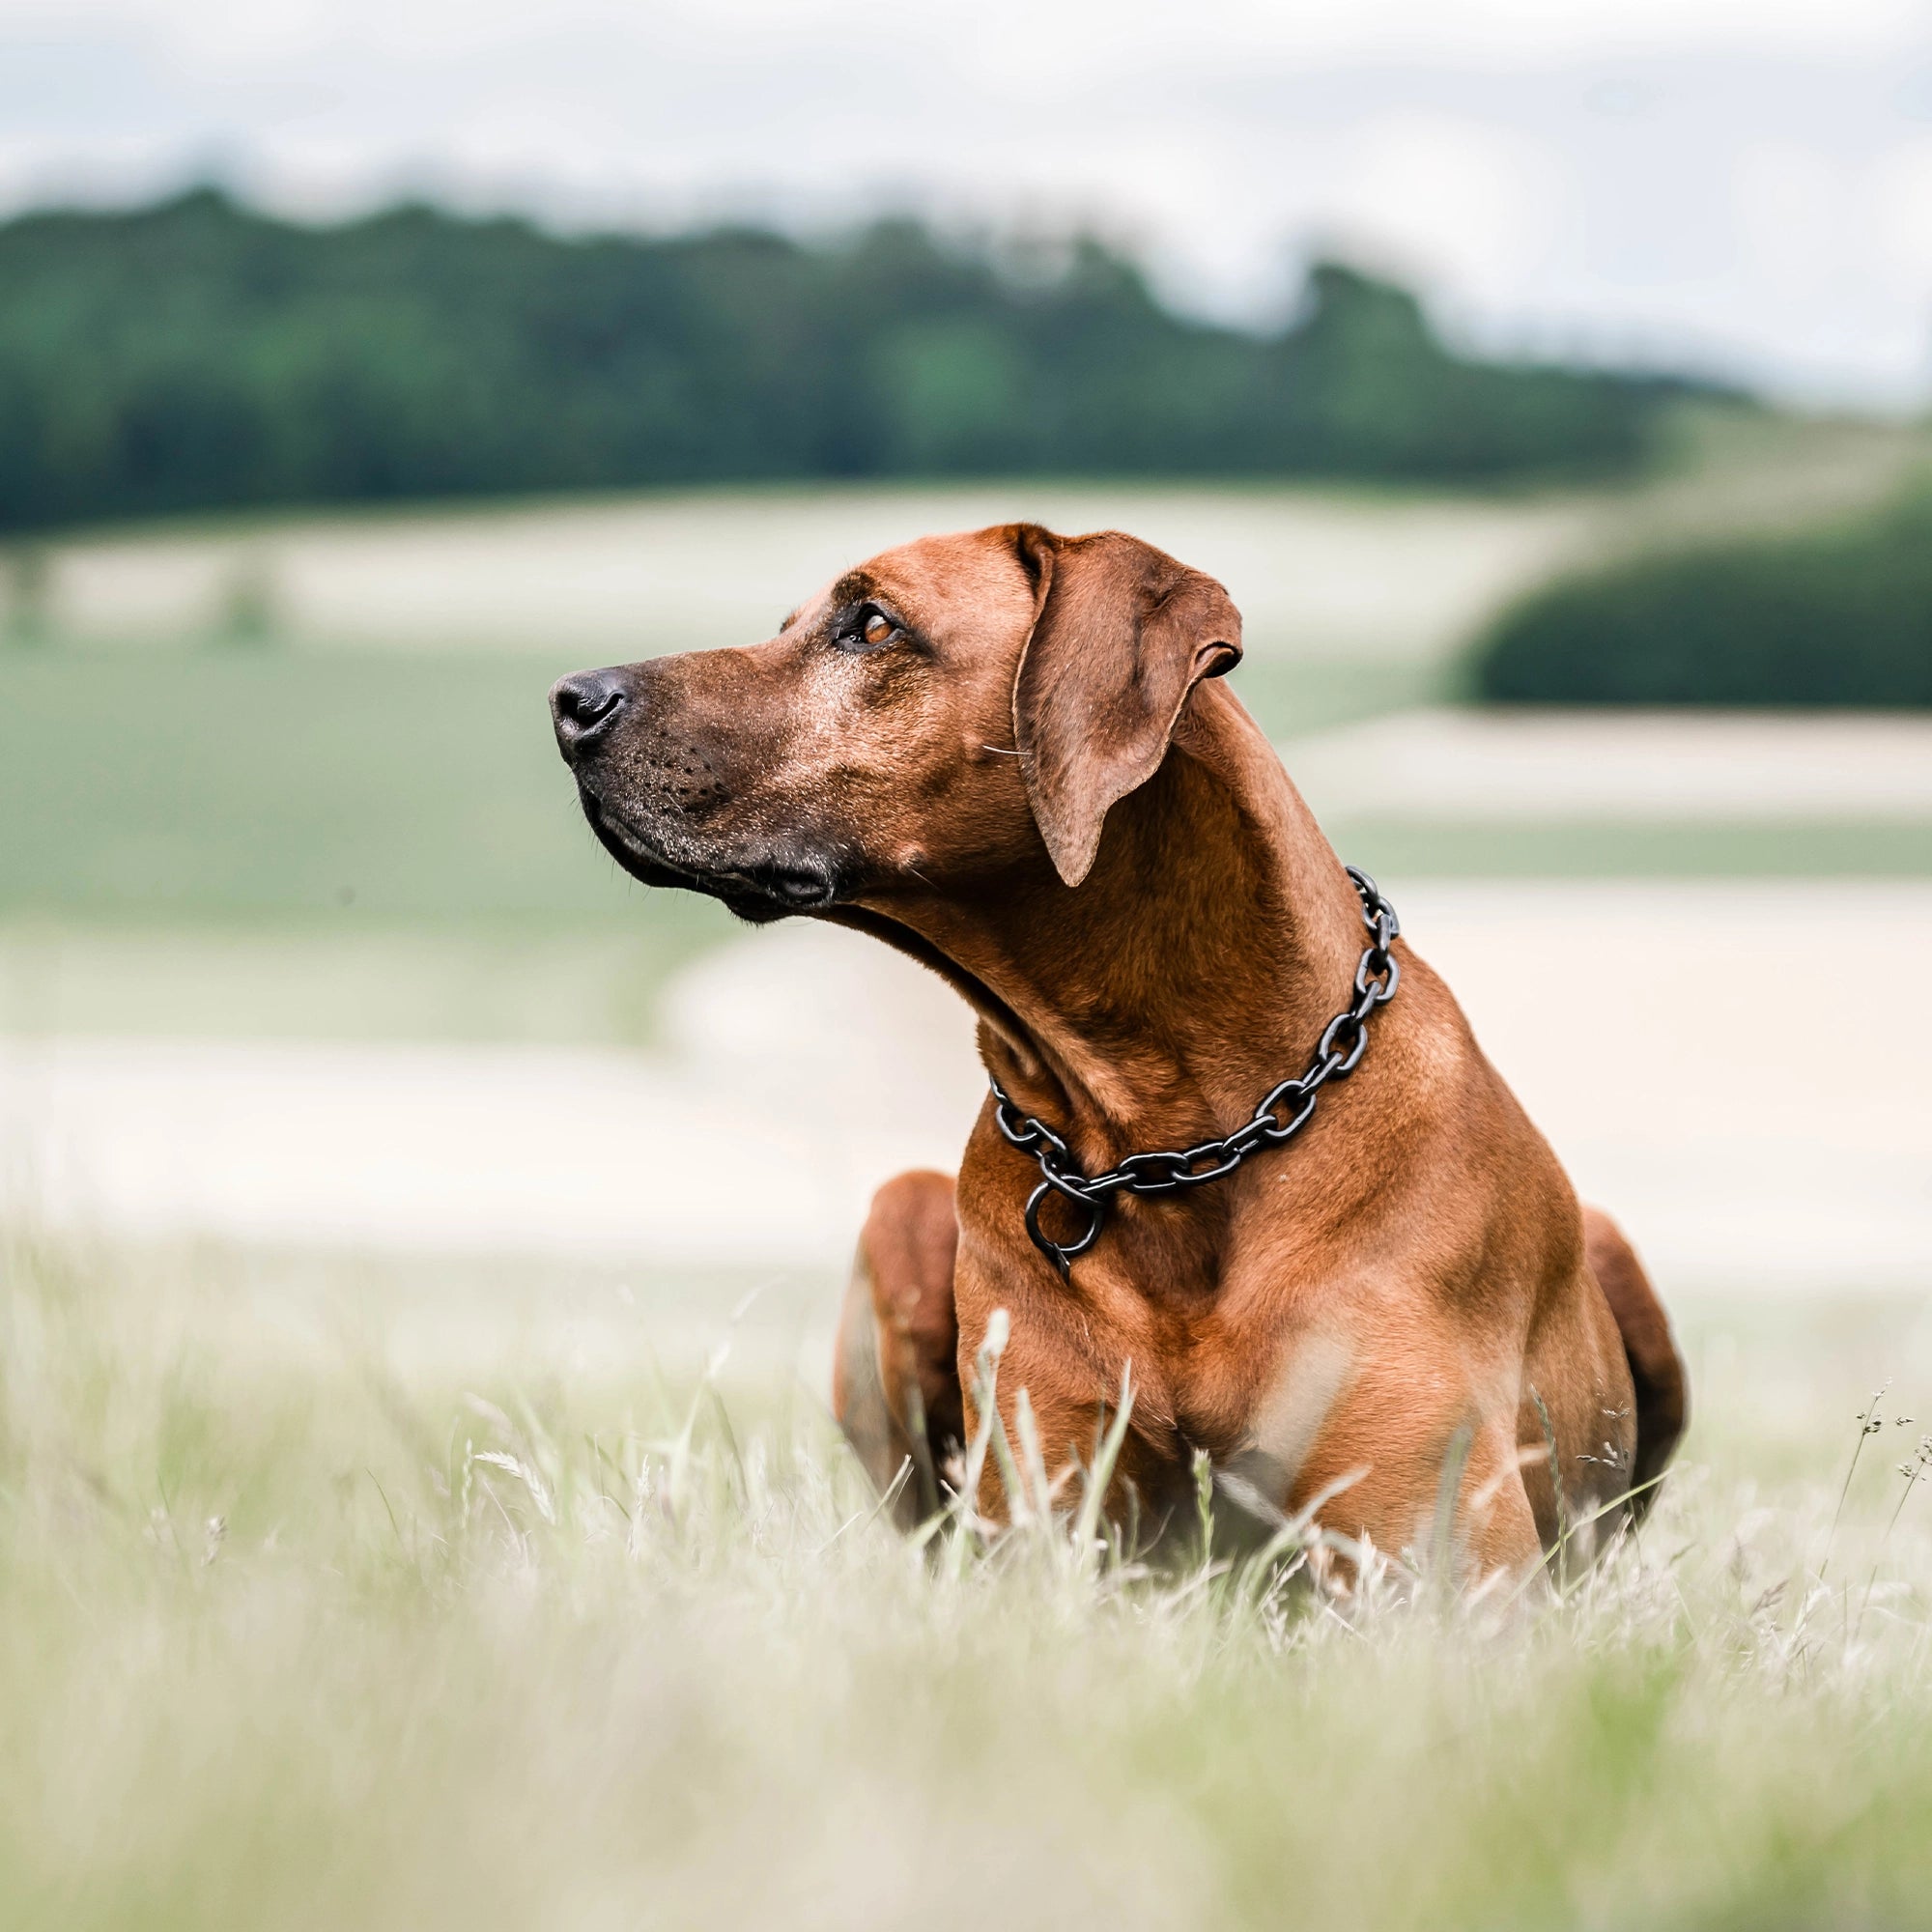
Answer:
[6,0,1932,406]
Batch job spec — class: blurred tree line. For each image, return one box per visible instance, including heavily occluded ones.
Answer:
[0,190,1719,531]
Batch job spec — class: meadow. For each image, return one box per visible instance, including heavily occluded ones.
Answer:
[2,1226,1931,1930]
[4,443,1932,1927]
[6,416,1927,970]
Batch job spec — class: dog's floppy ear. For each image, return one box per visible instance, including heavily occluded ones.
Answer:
[1009,526,1242,887]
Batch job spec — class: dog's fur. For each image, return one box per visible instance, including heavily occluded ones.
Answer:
[552,524,1688,1575]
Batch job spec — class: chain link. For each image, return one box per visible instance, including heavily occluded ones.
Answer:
[989,865,1401,1276]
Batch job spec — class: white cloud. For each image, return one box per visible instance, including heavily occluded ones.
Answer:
[1873,136,1932,285]
[3,0,1932,403]
[1322,114,1567,292]
[1734,142,1861,293]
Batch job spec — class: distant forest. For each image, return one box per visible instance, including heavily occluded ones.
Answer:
[0,190,1730,531]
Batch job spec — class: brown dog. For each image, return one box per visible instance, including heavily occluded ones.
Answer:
[551,524,1687,1576]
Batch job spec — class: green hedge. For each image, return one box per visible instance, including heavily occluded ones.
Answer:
[1471,485,1932,707]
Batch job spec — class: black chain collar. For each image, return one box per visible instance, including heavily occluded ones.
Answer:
[988,865,1401,1276]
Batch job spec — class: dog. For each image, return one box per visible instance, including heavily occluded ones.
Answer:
[551,523,1688,1576]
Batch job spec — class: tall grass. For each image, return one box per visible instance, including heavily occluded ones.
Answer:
[2,1226,1930,1930]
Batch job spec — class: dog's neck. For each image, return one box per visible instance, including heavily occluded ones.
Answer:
[848,680,1368,1167]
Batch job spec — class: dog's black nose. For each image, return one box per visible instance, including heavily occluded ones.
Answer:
[550,669,629,760]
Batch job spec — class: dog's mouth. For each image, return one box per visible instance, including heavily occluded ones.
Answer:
[580,790,699,890]
[579,788,843,919]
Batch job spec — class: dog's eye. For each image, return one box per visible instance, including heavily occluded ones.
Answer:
[838,605,900,653]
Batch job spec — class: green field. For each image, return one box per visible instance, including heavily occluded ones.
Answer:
[0,644,1422,1045]
[0,644,1435,923]
[2,1229,1930,1929]
[6,472,1932,1928]
[9,648,1924,924]
[1,648,652,924]
[0,646,732,1039]
[5,638,1927,1045]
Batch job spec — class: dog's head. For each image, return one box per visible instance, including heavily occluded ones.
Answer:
[550,523,1241,922]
